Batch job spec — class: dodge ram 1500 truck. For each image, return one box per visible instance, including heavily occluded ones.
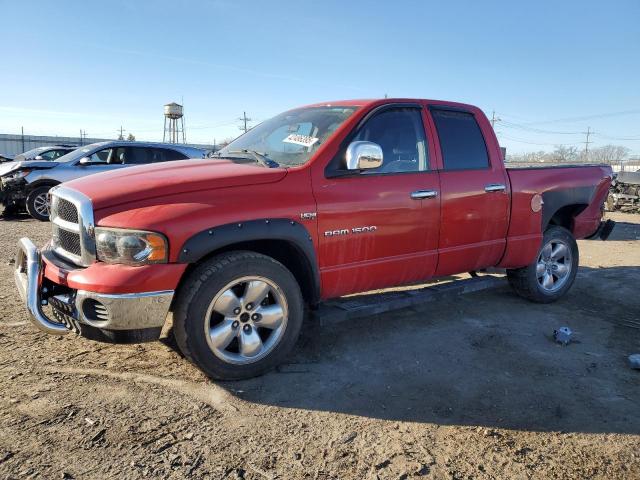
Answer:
[14,98,614,380]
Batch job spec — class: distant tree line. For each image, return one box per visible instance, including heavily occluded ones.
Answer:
[506,144,632,165]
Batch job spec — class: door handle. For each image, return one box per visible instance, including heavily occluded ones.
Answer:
[410,190,438,200]
[484,184,506,193]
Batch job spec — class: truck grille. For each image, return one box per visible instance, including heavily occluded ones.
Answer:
[56,198,79,223]
[49,187,96,267]
[56,227,82,256]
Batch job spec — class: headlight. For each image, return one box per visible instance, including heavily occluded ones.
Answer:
[95,227,168,265]
[1,169,31,184]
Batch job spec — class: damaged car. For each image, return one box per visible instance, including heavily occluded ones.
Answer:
[606,171,640,213]
[0,141,206,220]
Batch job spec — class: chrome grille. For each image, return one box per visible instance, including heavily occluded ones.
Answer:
[56,227,81,256]
[56,198,79,223]
[49,186,96,267]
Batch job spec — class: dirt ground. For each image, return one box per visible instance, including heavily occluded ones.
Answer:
[0,212,638,479]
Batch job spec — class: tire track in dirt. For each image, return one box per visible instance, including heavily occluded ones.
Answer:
[47,366,242,415]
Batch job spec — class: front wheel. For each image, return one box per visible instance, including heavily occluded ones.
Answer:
[173,251,304,380]
[26,186,52,221]
[507,226,579,303]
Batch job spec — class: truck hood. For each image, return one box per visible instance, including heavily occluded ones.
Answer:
[0,160,58,177]
[65,159,288,210]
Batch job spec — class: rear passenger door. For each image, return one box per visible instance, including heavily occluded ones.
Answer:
[428,106,509,276]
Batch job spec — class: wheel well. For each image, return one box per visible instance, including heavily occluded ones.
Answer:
[27,181,59,194]
[182,239,319,306]
[547,204,588,231]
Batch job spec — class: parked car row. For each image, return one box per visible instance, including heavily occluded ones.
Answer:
[0,141,207,220]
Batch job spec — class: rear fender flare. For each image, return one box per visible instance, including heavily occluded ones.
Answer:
[541,186,595,230]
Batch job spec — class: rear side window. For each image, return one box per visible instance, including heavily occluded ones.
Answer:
[159,149,188,161]
[431,110,489,170]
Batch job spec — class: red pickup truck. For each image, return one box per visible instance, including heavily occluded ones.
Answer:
[15,98,614,380]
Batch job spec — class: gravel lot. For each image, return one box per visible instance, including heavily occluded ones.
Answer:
[1,211,639,479]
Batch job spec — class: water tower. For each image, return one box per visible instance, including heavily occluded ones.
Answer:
[163,102,186,143]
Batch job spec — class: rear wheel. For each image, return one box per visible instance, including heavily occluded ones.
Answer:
[26,186,52,221]
[507,226,579,303]
[173,251,304,380]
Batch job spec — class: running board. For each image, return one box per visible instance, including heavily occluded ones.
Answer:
[313,275,506,326]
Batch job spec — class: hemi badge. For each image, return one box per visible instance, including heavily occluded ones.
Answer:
[300,212,317,220]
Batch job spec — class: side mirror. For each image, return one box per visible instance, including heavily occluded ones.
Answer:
[345,141,383,170]
[34,155,44,160]
[79,157,91,165]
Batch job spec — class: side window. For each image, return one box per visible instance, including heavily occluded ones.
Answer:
[39,150,58,160]
[159,149,188,161]
[352,107,428,173]
[431,110,489,170]
[111,147,127,164]
[124,147,152,164]
[85,148,113,164]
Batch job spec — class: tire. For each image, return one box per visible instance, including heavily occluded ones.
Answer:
[26,186,52,221]
[507,226,579,303]
[173,251,304,380]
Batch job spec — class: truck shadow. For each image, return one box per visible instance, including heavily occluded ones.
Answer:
[604,221,640,241]
[218,265,640,435]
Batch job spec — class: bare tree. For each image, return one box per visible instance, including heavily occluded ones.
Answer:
[127,133,136,141]
[550,145,579,163]
[587,145,630,165]
[505,144,632,166]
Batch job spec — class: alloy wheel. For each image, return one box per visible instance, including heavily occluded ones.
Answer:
[204,276,288,365]
[536,239,572,292]
[33,193,50,217]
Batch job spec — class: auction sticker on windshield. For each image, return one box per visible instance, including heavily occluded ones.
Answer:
[283,134,319,148]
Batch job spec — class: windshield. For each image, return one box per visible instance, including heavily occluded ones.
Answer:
[217,106,358,167]
[54,145,101,163]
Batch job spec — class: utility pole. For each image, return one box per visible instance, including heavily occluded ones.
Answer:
[238,111,252,133]
[490,111,501,128]
[21,126,25,153]
[118,126,125,140]
[583,126,593,157]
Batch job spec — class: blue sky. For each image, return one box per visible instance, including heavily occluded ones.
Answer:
[1,0,638,154]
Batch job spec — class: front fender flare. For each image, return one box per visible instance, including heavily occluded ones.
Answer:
[177,218,319,302]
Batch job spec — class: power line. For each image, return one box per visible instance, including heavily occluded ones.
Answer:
[499,108,640,126]
[500,120,582,135]
[499,133,584,147]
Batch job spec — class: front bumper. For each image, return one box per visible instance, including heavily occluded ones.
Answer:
[14,238,174,338]
[0,179,27,208]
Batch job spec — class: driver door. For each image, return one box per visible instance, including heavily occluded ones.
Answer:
[313,105,441,298]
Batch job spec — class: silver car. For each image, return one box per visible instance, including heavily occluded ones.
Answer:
[0,141,206,220]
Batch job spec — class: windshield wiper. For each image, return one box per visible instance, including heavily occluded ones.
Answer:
[216,150,279,168]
